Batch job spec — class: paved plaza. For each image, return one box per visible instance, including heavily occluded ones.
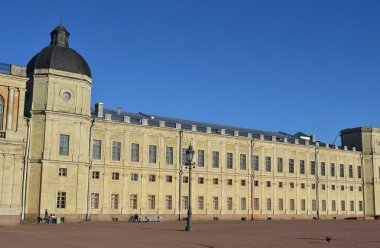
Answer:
[0,220,379,248]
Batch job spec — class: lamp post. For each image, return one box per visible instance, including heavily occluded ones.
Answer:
[185,144,195,232]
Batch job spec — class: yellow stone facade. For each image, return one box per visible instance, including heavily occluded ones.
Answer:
[0,26,380,224]
[0,65,28,224]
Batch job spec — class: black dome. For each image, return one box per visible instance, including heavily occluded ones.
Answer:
[27,25,91,78]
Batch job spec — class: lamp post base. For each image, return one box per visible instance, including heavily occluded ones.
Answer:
[185,210,192,232]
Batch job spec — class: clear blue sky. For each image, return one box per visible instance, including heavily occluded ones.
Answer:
[1,0,379,144]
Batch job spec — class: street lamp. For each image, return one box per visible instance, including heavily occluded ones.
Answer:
[185,144,195,232]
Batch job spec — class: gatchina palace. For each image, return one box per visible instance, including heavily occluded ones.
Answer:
[0,25,379,225]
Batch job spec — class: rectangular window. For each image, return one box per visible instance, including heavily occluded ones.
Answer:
[241,197,246,210]
[131,173,139,181]
[266,181,271,187]
[182,196,189,209]
[310,161,315,175]
[332,200,336,211]
[241,179,246,186]
[300,160,305,174]
[213,178,219,185]
[266,198,272,211]
[183,176,189,183]
[112,172,119,180]
[320,162,326,176]
[111,194,119,209]
[289,199,295,211]
[198,196,204,210]
[350,201,354,211]
[331,184,336,191]
[227,179,233,185]
[289,159,294,174]
[130,194,137,210]
[212,151,220,168]
[322,200,326,211]
[279,181,283,188]
[92,139,102,159]
[254,180,259,187]
[198,177,204,184]
[181,148,187,165]
[265,156,271,172]
[240,154,247,170]
[311,183,316,189]
[166,175,173,183]
[254,198,260,210]
[58,168,67,177]
[301,199,306,211]
[112,141,121,161]
[330,163,335,177]
[350,185,354,191]
[92,171,100,179]
[301,183,305,189]
[91,193,99,209]
[59,134,69,156]
[340,164,345,177]
[56,192,66,209]
[340,185,345,191]
[321,184,326,190]
[148,195,156,210]
[149,174,156,182]
[312,200,316,211]
[213,197,219,210]
[357,166,362,179]
[149,145,157,164]
[359,201,363,211]
[358,186,362,192]
[277,158,283,173]
[252,155,259,171]
[227,197,233,210]
[290,182,295,189]
[198,150,205,167]
[166,147,173,165]
[165,195,172,210]
[278,198,284,211]
[226,152,233,169]
[131,143,139,162]
[349,165,353,178]
[341,200,346,211]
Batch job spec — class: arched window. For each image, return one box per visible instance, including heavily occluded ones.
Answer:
[0,96,4,130]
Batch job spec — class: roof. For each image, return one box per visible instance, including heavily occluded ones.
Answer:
[93,108,319,145]
[27,25,91,78]
[90,107,360,152]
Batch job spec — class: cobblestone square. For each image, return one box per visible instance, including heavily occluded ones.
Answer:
[1,220,379,248]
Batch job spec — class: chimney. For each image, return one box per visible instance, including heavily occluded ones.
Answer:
[191,125,197,131]
[95,103,104,118]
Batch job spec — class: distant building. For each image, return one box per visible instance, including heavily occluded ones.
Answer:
[0,25,379,224]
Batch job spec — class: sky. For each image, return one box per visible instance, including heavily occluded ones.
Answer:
[1,0,379,144]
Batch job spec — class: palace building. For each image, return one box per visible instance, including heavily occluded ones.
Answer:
[0,25,379,224]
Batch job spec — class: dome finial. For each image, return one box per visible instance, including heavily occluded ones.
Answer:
[50,25,70,47]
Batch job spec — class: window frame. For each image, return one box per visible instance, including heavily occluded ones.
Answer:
[111,141,121,161]
[59,134,70,156]
[149,145,157,164]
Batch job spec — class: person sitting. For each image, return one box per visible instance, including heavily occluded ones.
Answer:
[36,216,42,223]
